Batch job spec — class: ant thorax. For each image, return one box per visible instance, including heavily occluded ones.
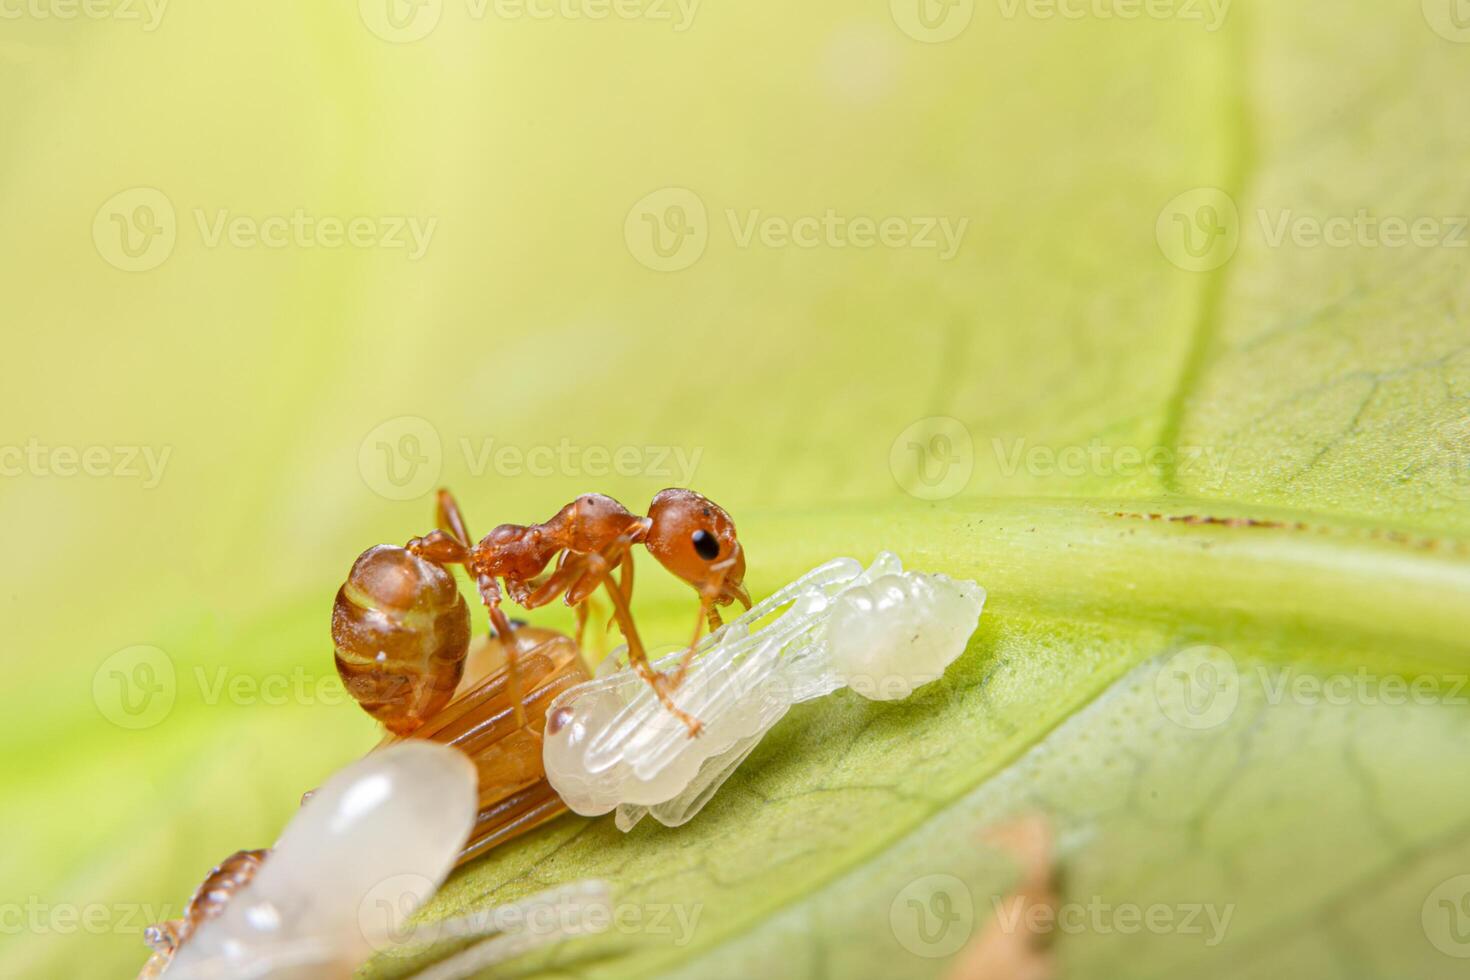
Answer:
[475,523,550,577]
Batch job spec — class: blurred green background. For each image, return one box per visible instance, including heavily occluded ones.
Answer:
[3,1,1470,977]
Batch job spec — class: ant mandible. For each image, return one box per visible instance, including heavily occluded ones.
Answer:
[405,487,751,736]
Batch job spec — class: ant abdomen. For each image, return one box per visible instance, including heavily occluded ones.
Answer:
[332,544,471,735]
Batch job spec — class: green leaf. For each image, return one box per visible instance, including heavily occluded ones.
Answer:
[2,2,1468,979]
[364,503,1470,979]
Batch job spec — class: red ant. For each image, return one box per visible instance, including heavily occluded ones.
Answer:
[335,488,749,737]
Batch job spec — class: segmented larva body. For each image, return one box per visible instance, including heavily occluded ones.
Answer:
[140,848,269,976]
[332,544,472,735]
[543,554,984,829]
[825,570,983,700]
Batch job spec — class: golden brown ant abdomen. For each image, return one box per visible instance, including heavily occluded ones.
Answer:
[332,544,471,736]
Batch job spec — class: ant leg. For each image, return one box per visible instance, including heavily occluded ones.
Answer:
[573,600,590,649]
[564,529,644,607]
[473,574,529,729]
[522,554,590,609]
[576,593,617,657]
[436,489,472,546]
[514,541,625,614]
[600,553,634,649]
[598,573,703,737]
[666,592,714,690]
[617,550,634,603]
[667,560,732,688]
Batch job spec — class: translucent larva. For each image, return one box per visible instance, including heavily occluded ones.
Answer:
[141,742,609,980]
[543,553,984,830]
[144,741,477,979]
[825,568,985,700]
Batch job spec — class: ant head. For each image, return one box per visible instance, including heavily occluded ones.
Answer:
[645,489,751,611]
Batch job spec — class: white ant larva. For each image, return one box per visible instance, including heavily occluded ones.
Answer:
[542,552,985,831]
[141,741,610,980]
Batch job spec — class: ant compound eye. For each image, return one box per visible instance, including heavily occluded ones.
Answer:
[691,529,720,560]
